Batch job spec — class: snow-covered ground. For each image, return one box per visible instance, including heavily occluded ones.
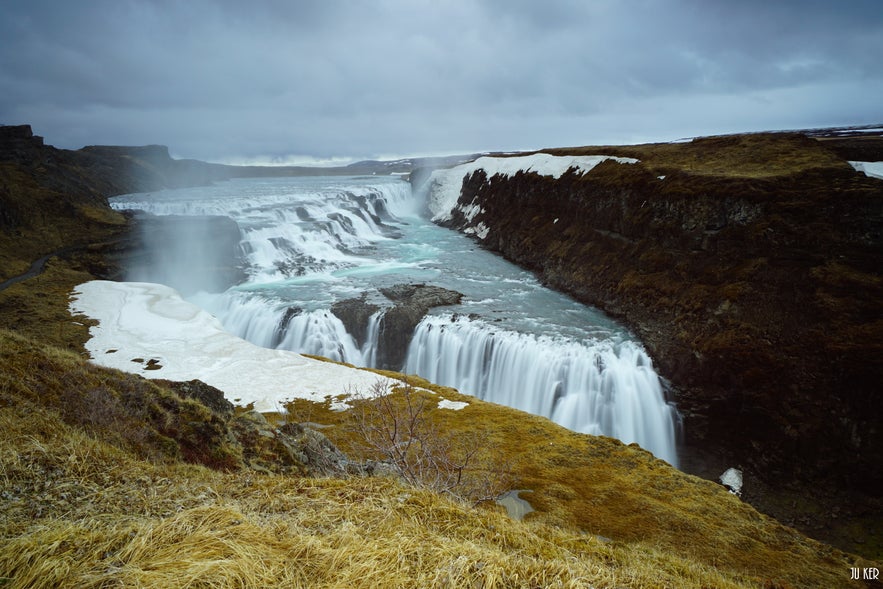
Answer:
[69,281,392,412]
[424,153,639,223]
[850,161,883,180]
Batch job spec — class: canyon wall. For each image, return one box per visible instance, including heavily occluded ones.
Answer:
[425,134,883,495]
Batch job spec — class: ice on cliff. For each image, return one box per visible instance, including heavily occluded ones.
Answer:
[424,153,639,223]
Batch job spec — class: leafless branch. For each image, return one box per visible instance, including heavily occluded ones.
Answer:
[348,381,512,504]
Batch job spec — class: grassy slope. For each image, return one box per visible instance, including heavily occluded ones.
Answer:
[0,161,128,284]
[545,132,853,178]
[0,414,747,589]
[1,134,879,587]
[1,328,875,588]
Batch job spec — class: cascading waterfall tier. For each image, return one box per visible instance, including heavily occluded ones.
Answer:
[405,314,679,466]
[114,177,415,284]
[189,290,372,366]
[113,174,680,466]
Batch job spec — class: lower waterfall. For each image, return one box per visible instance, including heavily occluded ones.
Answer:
[405,314,679,466]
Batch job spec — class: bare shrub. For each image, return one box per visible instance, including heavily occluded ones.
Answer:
[56,384,175,462]
[349,380,511,505]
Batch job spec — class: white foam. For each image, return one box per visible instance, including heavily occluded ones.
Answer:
[69,280,390,412]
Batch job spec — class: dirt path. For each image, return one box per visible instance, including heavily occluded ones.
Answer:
[0,246,77,293]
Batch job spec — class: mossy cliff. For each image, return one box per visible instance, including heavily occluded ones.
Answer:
[438,132,882,501]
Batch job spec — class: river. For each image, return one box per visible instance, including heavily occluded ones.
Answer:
[111,174,680,465]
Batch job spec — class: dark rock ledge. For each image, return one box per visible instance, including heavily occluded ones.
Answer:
[331,283,463,370]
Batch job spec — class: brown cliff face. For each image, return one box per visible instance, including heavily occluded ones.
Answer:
[443,134,883,496]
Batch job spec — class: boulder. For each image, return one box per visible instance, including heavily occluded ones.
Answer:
[230,412,353,477]
[163,379,234,419]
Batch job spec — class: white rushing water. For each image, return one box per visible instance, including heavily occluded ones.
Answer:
[112,173,680,465]
[405,316,676,451]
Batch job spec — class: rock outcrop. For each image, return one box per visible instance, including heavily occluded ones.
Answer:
[0,125,235,206]
[331,283,463,369]
[427,133,883,498]
[162,379,351,476]
[0,124,44,162]
[376,284,463,369]
[331,294,381,349]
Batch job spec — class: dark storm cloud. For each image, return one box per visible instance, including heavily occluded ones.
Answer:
[1,0,880,161]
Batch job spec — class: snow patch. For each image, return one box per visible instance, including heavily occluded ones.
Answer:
[719,467,743,497]
[437,399,469,411]
[458,202,484,223]
[69,281,391,412]
[849,161,883,180]
[464,221,490,240]
[427,153,639,222]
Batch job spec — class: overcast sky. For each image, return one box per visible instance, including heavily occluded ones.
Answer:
[2,0,881,163]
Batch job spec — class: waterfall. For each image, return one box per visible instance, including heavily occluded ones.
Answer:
[276,310,363,363]
[190,290,385,367]
[111,178,414,284]
[114,175,680,466]
[404,314,679,466]
[360,310,384,368]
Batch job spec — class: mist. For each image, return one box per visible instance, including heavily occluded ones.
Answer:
[124,214,246,296]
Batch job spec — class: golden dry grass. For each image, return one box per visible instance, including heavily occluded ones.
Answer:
[0,259,98,352]
[0,393,754,589]
[3,332,876,587]
[286,379,878,588]
[541,132,852,179]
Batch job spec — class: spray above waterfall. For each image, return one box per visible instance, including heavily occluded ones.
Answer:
[111,173,681,466]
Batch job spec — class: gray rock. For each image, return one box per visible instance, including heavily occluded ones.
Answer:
[330,283,463,370]
[331,294,380,348]
[278,422,350,476]
[163,379,235,419]
[376,284,462,369]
